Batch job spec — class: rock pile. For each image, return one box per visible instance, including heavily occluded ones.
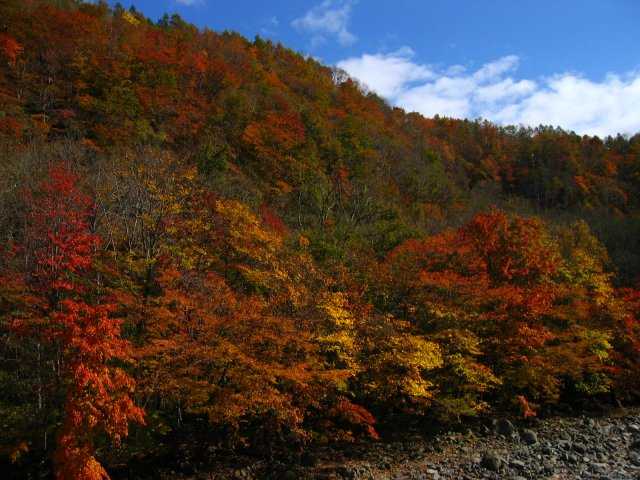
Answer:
[156,408,640,479]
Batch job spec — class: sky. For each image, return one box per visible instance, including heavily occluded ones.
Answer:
[106,0,640,137]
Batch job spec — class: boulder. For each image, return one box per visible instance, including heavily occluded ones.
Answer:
[521,429,538,445]
[480,451,503,471]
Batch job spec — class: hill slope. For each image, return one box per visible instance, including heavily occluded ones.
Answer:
[1,1,640,478]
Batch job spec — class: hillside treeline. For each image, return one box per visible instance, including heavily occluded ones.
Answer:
[1,1,639,478]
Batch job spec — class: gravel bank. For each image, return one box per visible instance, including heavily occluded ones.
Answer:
[157,408,640,480]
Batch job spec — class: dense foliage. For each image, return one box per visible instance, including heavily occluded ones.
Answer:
[1,1,640,478]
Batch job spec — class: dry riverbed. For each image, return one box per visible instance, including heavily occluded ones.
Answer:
[157,407,640,480]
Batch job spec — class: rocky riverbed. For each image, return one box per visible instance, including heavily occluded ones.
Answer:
[157,407,640,480]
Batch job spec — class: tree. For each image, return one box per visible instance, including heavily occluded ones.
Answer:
[0,34,23,65]
[382,210,618,413]
[6,164,143,480]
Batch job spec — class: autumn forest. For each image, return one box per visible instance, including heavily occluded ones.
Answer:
[1,1,640,479]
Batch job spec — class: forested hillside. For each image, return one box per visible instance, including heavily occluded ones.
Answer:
[1,1,640,478]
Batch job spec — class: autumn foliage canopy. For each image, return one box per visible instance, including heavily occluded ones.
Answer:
[0,1,640,478]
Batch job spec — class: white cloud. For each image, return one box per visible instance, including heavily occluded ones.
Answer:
[475,78,537,104]
[336,47,433,98]
[492,74,640,137]
[175,0,202,5]
[337,49,640,137]
[472,55,519,82]
[292,0,357,47]
[260,16,280,36]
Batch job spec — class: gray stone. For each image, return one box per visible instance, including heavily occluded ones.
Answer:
[521,429,538,445]
[425,468,439,480]
[480,452,503,471]
[494,418,516,436]
[232,468,254,480]
[573,442,587,454]
[591,462,608,473]
[281,470,297,480]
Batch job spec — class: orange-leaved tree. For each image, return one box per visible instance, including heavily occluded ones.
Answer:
[382,209,617,416]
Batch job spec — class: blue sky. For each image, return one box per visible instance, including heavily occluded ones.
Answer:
[108,0,640,136]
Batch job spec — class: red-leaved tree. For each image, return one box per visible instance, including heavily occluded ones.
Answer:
[12,164,144,479]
